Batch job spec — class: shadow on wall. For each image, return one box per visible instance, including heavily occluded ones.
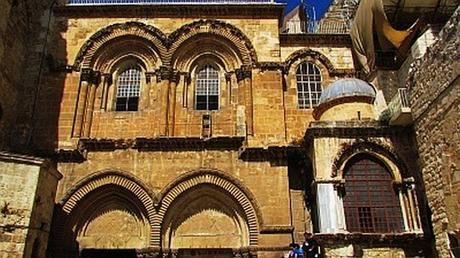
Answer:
[27,10,69,153]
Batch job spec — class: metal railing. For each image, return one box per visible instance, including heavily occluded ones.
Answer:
[380,88,412,125]
[387,88,410,114]
[282,20,349,34]
[68,0,274,5]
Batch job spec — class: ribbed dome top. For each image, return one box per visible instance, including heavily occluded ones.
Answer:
[319,78,376,105]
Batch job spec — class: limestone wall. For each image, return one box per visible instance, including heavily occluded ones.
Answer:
[0,0,50,149]
[406,7,460,257]
[0,152,61,258]
[51,149,293,257]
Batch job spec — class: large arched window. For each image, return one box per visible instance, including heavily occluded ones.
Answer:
[296,62,322,109]
[195,65,219,111]
[343,155,403,233]
[116,66,141,111]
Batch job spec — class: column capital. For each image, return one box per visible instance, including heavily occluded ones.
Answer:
[80,68,101,85]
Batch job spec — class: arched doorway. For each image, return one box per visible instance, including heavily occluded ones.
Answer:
[51,172,155,258]
[158,171,260,258]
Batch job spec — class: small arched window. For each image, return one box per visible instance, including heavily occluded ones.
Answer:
[296,62,322,109]
[195,65,219,111]
[343,155,403,233]
[116,67,141,111]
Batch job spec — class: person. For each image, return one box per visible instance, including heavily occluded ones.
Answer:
[302,232,321,258]
[289,243,305,258]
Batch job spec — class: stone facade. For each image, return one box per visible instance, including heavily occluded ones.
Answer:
[0,0,55,151]
[406,8,460,257]
[0,152,61,258]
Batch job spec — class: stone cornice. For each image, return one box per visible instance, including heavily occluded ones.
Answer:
[280,33,352,47]
[260,225,294,234]
[304,121,408,140]
[0,151,47,166]
[53,4,285,22]
[313,232,427,246]
[134,136,245,151]
[238,145,305,161]
[73,136,245,151]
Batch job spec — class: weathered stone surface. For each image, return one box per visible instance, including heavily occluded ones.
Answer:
[0,152,61,258]
[406,7,460,257]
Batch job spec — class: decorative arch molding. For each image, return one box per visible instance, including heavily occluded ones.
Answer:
[167,20,258,67]
[73,21,167,70]
[285,48,337,75]
[59,169,157,245]
[153,169,262,247]
[331,139,407,182]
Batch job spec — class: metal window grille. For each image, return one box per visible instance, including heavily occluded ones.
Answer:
[343,156,403,233]
[116,67,141,111]
[296,62,322,109]
[195,65,219,111]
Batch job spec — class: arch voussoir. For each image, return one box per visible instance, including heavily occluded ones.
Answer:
[58,169,157,246]
[154,169,262,247]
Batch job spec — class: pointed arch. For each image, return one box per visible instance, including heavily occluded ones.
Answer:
[73,21,167,71]
[153,169,262,247]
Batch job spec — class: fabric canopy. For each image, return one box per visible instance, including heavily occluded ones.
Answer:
[351,0,420,73]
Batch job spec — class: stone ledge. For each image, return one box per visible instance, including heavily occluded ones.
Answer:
[53,4,285,20]
[0,151,46,165]
[313,232,426,245]
[238,145,304,162]
[260,225,294,234]
[305,120,408,139]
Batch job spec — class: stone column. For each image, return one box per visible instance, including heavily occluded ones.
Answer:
[156,66,171,136]
[168,70,179,136]
[82,71,100,137]
[72,68,92,138]
[100,73,112,111]
[236,66,253,135]
[316,182,346,233]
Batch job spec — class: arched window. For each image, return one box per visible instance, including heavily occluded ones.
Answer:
[116,67,141,111]
[296,62,322,109]
[195,65,219,111]
[343,155,403,233]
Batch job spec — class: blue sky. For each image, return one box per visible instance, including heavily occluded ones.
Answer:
[277,0,333,20]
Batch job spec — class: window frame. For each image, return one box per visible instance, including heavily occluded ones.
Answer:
[114,66,142,112]
[295,62,322,109]
[194,64,220,111]
[342,155,404,233]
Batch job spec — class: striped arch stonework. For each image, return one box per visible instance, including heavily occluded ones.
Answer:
[74,20,258,71]
[167,19,258,67]
[58,170,157,246]
[152,169,262,247]
[73,21,168,70]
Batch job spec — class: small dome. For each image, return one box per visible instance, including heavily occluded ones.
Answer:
[319,78,376,105]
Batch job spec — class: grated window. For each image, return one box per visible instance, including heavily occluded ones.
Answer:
[116,67,141,111]
[296,62,322,109]
[195,65,219,111]
[343,155,403,233]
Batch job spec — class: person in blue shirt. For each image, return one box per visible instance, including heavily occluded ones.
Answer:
[289,243,305,258]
